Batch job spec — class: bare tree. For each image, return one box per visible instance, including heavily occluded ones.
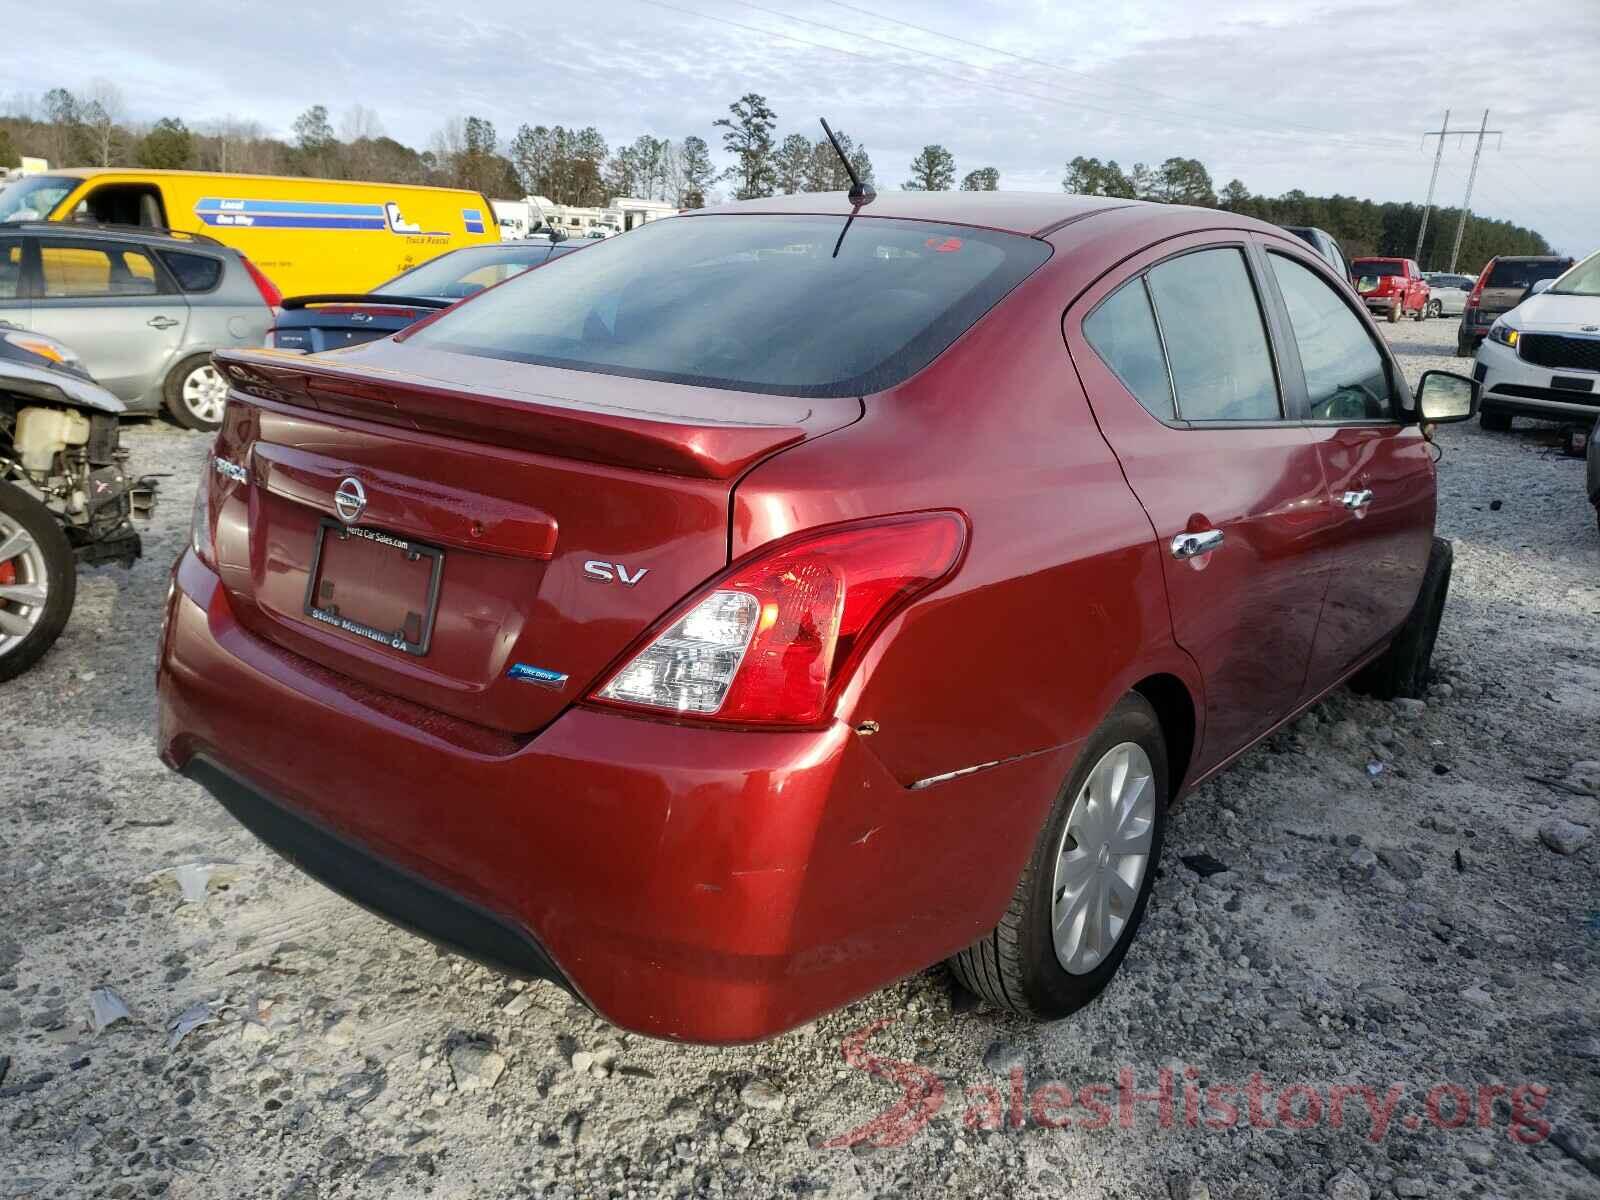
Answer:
[82,80,124,166]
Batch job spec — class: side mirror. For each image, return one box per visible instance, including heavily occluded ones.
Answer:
[1528,278,1554,297]
[1415,369,1477,424]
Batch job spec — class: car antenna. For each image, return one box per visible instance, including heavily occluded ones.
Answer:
[820,117,874,259]
[820,118,874,207]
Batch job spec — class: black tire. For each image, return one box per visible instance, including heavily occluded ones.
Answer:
[1412,301,1426,321]
[948,693,1169,1020]
[1479,408,1512,432]
[1387,303,1401,324]
[1426,299,1442,319]
[163,353,227,432]
[1455,336,1473,358]
[0,481,76,683]
[1351,537,1451,701]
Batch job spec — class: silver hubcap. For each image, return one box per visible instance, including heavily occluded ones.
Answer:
[181,363,228,424]
[0,514,49,657]
[1051,742,1156,975]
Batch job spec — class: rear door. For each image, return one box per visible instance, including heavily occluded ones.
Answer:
[1066,236,1330,773]
[1257,242,1434,688]
[29,237,188,401]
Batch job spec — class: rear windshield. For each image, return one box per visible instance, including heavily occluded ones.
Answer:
[1352,261,1401,277]
[383,244,554,298]
[405,214,1052,397]
[1486,259,1571,289]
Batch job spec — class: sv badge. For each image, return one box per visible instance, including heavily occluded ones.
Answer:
[584,560,649,586]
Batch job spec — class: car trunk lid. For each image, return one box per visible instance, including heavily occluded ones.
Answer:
[206,344,861,733]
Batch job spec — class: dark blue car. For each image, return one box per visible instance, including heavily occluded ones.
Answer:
[268,240,584,353]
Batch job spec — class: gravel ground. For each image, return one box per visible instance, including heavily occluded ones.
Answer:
[3,317,1598,1200]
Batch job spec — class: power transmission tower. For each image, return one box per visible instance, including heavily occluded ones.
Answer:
[1414,109,1450,265]
[1448,109,1503,274]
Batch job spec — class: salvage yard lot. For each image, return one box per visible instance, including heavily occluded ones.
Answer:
[2,319,1597,1200]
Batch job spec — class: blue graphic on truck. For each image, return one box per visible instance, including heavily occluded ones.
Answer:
[195,197,447,235]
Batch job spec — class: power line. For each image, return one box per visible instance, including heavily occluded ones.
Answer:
[725,0,1421,157]
[814,0,1418,153]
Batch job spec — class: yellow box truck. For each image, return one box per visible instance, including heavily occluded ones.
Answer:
[0,169,500,296]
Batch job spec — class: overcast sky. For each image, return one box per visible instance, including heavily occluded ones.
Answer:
[12,0,1597,255]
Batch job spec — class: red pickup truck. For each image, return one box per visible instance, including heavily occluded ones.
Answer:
[1351,257,1430,323]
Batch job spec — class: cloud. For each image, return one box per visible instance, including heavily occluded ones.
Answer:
[9,0,1596,252]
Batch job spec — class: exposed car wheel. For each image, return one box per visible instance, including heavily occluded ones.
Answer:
[1426,299,1442,319]
[948,693,1168,1019]
[1455,336,1473,357]
[1479,409,1512,432]
[1387,303,1401,324]
[0,482,76,683]
[1351,537,1451,701]
[164,354,229,432]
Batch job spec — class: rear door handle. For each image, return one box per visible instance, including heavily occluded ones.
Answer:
[1340,489,1374,510]
[147,316,179,330]
[1170,529,1224,560]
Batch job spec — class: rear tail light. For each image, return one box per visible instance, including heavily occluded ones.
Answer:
[241,256,283,311]
[1465,263,1490,309]
[189,460,216,569]
[589,513,967,726]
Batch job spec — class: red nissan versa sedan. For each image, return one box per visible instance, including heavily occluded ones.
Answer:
[157,192,1480,1044]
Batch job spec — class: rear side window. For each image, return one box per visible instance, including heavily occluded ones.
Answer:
[39,242,160,298]
[1268,254,1392,421]
[1146,248,1280,422]
[0,238,21,300]
[406,214,1052,397]
[1352,261,1401,277]
[1083,278,1174,420]
[159,250,224,293]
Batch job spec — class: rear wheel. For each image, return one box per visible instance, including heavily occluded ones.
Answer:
[1426,299,1443,319]
[1455,335,1474,357]
[164,354,228,432]
[949,693,1168,1019]
[0,482,76,683]
[1352,537,1451,701]
[1479,408,1512,432]
[1412,299,1426,321]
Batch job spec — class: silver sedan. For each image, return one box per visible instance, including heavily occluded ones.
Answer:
[1423,272,1474,318]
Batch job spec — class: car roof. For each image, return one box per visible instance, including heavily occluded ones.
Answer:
[0,219,234,253]
[39,167,480,194]
[1352,255,1405,262]
[696,190,1139,237]
[1490,254,1572,263]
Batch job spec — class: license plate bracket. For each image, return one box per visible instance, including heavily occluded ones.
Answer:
[302,519,444,657]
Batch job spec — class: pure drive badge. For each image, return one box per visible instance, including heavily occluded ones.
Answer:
[507,663,568,689]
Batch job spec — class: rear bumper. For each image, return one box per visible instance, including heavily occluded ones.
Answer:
[185,756,574,987]
[1476,339,1600,422]
[157,550,1065,1043]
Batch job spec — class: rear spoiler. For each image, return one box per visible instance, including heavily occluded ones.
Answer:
[279,294,454,311]
[210,347,852,481]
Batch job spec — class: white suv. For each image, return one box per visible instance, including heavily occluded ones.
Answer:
[1474,250,1600,431]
